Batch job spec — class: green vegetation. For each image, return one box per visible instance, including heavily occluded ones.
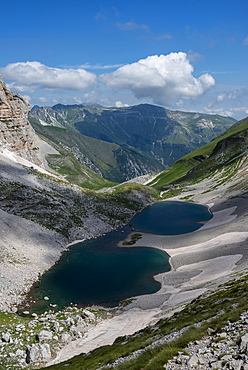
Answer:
[148,117,248,189]
[122,233,142,245]
[29,117,164,183]
[43,270,248,370]
[29,104,235,183]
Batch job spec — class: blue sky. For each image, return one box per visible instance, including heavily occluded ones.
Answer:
[0,0,247,119]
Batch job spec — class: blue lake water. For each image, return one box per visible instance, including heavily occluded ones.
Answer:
[26,201,212,312]
[130,201,212,235]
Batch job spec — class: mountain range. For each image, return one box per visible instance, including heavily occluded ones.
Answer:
[29,103,235,183]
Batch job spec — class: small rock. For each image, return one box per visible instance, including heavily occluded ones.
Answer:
[207,327,215,336]
[240,333,248,353]
[16,349,25,357]
[82,309,95,320]
[26,344,39,364]
[219,332,228,338]
[2,333,12,343]
[65,317,75,326]
[52,321,60,333]
[211,360,224,368]
[40,343,51,361]
[221,354,232,361]
[61,333,71,342]
[187,353,199,367]
[36,330,53,341]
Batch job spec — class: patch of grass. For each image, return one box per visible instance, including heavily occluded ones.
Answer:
[122,233,142,245]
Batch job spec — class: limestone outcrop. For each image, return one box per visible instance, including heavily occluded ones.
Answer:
[0,75,42,165]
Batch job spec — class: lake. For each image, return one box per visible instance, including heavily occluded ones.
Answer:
[25,201,212,312]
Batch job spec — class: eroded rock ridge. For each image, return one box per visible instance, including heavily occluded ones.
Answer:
[0,75,42,165]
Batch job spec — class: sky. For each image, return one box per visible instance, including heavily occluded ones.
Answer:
[0,0,247,119]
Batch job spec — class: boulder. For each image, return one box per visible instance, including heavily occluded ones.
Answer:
[40,343,51,361]
[240,333,248,353]
[26,344,39,364]
[36,330,53,341]
[52,321,60,333]
[82,309,95,320]
[2,332,12,343]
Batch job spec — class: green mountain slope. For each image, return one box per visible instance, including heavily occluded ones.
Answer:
[29,103,235,183]
[29,116,164,183]
[148,116,248,189]
[29,119,116,190]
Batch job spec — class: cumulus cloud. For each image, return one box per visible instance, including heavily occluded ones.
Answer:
[115,101,129,107]
[204,106,248,118]
[100,53,215,106]
[0,61,97,92]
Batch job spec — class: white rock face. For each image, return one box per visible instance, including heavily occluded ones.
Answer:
[0,75,42,165]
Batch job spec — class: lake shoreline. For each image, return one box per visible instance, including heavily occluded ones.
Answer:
[46,195,248,366]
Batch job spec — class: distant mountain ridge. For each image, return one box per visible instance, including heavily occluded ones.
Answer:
[29,103,236,182]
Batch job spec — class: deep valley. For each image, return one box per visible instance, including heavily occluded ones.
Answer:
[0,74,248,370]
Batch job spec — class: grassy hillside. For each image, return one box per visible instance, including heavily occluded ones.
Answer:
[148,116,248,189]
[30,117,164,183]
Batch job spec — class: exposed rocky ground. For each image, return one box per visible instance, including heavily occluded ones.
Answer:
[0,305,112,369]
[165,311,248,369]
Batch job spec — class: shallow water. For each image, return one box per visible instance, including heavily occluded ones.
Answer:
[26,201,212,312]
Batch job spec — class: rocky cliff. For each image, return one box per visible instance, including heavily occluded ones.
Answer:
[0,75,42,165]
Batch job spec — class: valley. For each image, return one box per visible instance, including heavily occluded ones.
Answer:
[29,103,235,183]
[0,74,248,369]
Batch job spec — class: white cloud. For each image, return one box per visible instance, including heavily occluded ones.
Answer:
[187,51,204,62]
[38,97,49,103]
[79,63,124,70]
[204,106,248,118]
[115,101,129,107]
[157,34,173,40]
[116,22,149,31]
[22,95,31,102]
[203,86,248,119]
[0,61,97,92]
[100,52,215,106]
[213,88,248,105]
[6,82,37,93]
